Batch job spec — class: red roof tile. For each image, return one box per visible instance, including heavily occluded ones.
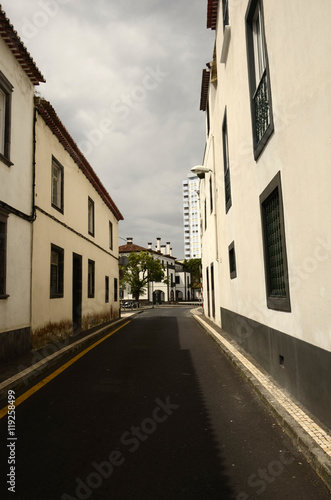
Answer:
[200,69,210,111]
[207,0,219,30]
[0,7,45,85]
[36,97,124,221]
[119,243,176,260]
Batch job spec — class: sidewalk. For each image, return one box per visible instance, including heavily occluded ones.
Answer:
[191,308,331,491]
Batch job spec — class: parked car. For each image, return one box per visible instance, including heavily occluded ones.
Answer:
[121,301,138,309]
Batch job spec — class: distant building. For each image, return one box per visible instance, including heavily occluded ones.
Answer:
[119,237,192,303]
[198,0,331,429]
[182,173,201,259]
[0,7,45,361]
[31,98,123,348]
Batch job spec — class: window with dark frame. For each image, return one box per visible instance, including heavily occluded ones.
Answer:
[109,221,113,250]
[204,199,207,230]
[246,0,274,159]
[228,241,237,279]
[260,172,291,312]
[206,267,210,317]
[88,198,95,236]
[51,157,64,212]
[222,0,229,29]
[114,277,118,302]
[0,210,8,297]
[210,263,215,318]
[88,259,95,298]
[105,276,109,303]
[209,176,213,213]
[50,244,64,298]
[0,71,13,165]
[222,110,232,213]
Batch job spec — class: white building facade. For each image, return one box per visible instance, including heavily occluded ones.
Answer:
[199,0,331,429]
[0,8,45,360]
[182,174,201,259]
[119,238,192,303]
[31,98,123,348]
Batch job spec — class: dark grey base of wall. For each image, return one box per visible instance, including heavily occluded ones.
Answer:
[221,307,331,430]
[0,327,31,362]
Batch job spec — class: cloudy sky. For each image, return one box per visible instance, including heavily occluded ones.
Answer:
[4,0,213,258]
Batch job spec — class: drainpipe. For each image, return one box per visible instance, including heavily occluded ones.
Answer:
[29,104,38,337]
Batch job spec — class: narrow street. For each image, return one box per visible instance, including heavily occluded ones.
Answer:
[0,307,330,499]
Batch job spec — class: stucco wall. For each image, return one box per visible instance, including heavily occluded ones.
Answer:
[202,0,331,353]
[31,112,120,348]
[0,35,35,348]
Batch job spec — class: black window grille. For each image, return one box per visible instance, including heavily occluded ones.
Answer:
[246,0,274,160]
[254,69,270,145]
[260,172,291,312]
[263,189,286,297]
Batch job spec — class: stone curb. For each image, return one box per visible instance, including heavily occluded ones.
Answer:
[192,310,331,492]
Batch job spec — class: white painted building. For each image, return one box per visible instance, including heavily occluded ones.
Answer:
[198,0,331,429]
[31,98,123,348]
[119,238,192,303]
[182,174,201,259]
[0,8,45,360]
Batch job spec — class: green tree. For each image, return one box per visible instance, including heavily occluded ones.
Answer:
[120,251,167,301]
[183,258,201,288]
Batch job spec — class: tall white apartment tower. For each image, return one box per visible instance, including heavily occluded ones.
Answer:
[182,173,201,259]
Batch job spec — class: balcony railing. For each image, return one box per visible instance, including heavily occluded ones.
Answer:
[253,69,270,145]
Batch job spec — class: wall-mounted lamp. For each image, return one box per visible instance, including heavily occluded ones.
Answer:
[190,165,213,179]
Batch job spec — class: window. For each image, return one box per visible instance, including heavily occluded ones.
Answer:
[51,158,64,212]
[114,277,118,302]
[50,245,64,298]
[210,263,215,318]
[88,198,95,236]
[260,172,291,312]
[0,71,13,165]
[209,177,213,213]
[175,276,180,285]
[222,110,232,213]
[246,0,274,159]
[206,267,210,317]
[105,276,109,303]
[228,241,237,279]
[0,210,8,297]
[88,260,95,298]
[109,221,113,250]
[222,0,229,29]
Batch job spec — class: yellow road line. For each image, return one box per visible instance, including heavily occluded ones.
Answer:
[0,320,131,420]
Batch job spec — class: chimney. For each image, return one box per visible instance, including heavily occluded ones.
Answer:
[160,245,166,255]
[148,242,152,250]
[166,242,170,255]
[127,237,133,245]
[156,237,161,252]
[170,248,173,257]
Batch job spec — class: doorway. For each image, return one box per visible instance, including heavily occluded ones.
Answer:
[72,253,82,334]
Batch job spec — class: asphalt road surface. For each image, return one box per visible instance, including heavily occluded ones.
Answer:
[1,307,330,499]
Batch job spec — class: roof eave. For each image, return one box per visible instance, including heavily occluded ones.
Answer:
[0,8,45,85]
